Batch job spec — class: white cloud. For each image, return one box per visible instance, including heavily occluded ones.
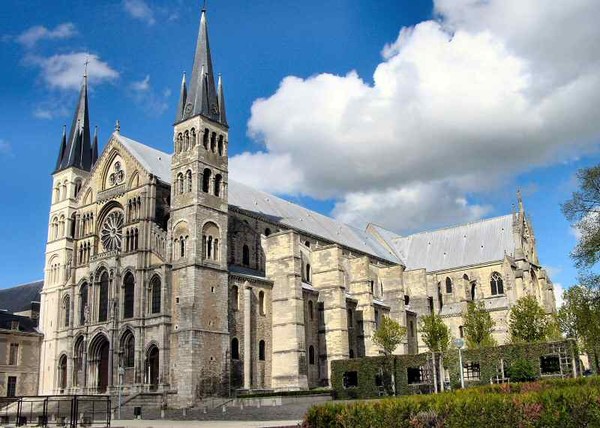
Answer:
[235,0,600,233]
[0,140,11,156]
[553,283,565,308]
[27,52,119,90]
[16,23,76,48]
[123,0,156,26]
[230,152,304,196]
[128,75,169,116]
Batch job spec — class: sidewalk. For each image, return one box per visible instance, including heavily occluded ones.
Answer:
[113,420,302,428]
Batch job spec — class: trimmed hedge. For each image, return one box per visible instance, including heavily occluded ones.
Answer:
[304,377,600,428]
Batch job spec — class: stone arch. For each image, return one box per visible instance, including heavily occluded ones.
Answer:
[88,332,110,393]
[202,221,220,261]
[57,353,68,392]
[120,328,135,369]
[128,170,140,189]
[145,342,160,389]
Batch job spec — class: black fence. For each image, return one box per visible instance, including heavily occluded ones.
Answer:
[0,395,110,427]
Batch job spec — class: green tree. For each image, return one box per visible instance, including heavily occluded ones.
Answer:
[463,301,496,349]
[509,295,549,343]
[562,165,600,269]
[559,274,600,371]
[372,316,407,355]
[419,314,450,353]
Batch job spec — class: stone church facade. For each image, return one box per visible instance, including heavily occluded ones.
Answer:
[38,8,556,407]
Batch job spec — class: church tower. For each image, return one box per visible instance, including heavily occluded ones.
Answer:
[39,71,98,393]
[170,6,230,404]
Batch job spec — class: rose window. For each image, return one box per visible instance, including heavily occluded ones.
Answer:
[100,211,124,251]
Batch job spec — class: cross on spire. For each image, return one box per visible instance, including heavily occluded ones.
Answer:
[83,56,90,78]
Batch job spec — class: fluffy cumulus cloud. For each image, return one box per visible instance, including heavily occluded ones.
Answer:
[128,75,170,116]
[123,0,156,26]
[27,52,119,90]
[231,0,600,233]
[16,23,77,48]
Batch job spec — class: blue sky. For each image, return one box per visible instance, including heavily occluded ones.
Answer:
[1,0,598,298]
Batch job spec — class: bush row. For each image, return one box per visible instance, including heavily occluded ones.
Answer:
[304,377,600,428]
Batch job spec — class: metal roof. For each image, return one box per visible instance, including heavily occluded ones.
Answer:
[115,135,398,262]
[0,280,43,313]
[370,215,516,272]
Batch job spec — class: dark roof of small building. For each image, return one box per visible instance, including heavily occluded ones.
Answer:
[0,280,43,313]
[0,312,40,333]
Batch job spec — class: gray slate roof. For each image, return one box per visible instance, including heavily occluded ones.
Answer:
[0,280,43,313]
[116,135,398,262]
[370,215,516,272]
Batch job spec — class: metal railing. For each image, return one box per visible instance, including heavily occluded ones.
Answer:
[0,395,110,427]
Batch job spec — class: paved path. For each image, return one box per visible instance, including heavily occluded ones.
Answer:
[113,420,302,428]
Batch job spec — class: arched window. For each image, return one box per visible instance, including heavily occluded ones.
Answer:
[177,173,184,195]
[202,222,220,261]
[73,336,84,387]
[265,228,271,237]
[214,238,219,261]
[176,133,183,153]
[309,345,315,365]
[349,349,355,359]
[190,128,196,147]
[74,179,82,198]
[445,277,453,293]
[122,331,135,368]
[62,180,68,200]
[63,295,70,328]
[59,215,65,238]
[259,290,266,316]
[180,237,186,258]
[202,168,211,193]
[218,135,224,156]
[150,276,161,314]
[98,272,109,322]
[232,285,239,310]
[490,272,504,295]
[79,283,88,325]
[186,170,193,192]
[70,213,77,238]
[58,354,68,391]
[184,130,189,151]
[437,282,443,310]
[471,282,477,301]
[210,132,216,152]
[214,174,222,197]
[203,128,209,149]
[51,217,59,240]
[305,264,311,283]
[308,300,314,320]
[231,338,239,360]
[242,244,250,266]
[207,236,213,259]
[123,273,135,319]
[258,340,265,361]
[54,186,60,203]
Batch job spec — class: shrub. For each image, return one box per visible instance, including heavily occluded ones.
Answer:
[508,358,537,382]
[304,377,600,428]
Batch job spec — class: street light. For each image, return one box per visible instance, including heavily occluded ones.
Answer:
[453,338,465,389]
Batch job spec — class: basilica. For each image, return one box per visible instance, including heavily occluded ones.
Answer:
[38,8,556,407]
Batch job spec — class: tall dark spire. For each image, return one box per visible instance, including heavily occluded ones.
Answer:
[176,72,187,122]
[92,126,99,167]
[54,72,94,173]
[55,125,67,171]
[177,7,226,126]
[217,73,227,126]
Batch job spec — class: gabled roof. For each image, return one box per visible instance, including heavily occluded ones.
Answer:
[0,280,43,313]
[110,135,398,262]
[370,215,516,272]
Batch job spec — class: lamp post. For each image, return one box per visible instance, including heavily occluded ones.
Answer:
[117,365,124,420]
[453,338,465,389]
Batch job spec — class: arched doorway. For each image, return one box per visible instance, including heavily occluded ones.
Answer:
[58,355,68,392]
[146,345,159,390]
[89,334,110,393]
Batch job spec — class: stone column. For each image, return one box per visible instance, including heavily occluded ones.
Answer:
[244,286,252,390]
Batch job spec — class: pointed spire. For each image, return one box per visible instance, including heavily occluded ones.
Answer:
[517,189,524,213]
[183,7,221,123]
[217,73,228,126]
[92,126,99,166]
[55,70,93,173]
[115,120,121,134]
[176,72,188,122]
[55,125,67,171]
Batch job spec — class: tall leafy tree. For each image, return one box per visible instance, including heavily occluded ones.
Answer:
[420,314,450,353]
[463,301,496,349]
[562,165,600,269]
[509,295,549,343]
[372,316,407,355]
[558,274,600,371]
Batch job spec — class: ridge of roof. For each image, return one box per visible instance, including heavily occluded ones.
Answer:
[396,214,514,241]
